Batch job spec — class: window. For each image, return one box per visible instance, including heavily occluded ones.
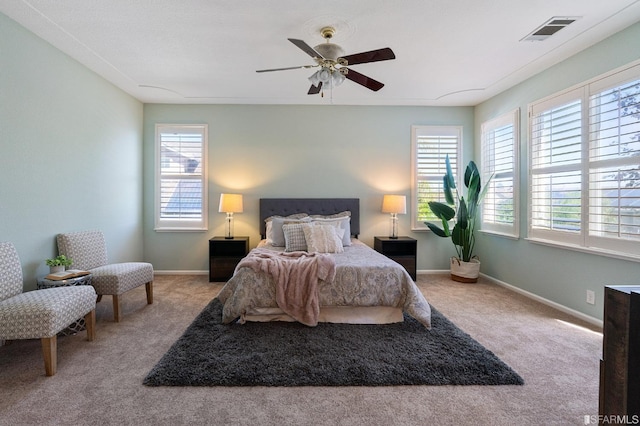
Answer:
[481,110,519,237]
[411,125,462,230]
[155,124,208,231]
[528,62,640,257]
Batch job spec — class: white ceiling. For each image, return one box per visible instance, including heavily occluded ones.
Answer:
[2,0,640,106]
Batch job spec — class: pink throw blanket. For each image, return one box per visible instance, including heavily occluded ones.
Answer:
[235,248,336,326]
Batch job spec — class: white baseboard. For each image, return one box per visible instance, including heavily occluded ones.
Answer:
[480,273,603,328]
[418,269,602,328]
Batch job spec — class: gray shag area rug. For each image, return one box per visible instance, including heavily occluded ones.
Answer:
[143,298,524,387]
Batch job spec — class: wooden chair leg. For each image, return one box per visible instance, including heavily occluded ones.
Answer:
[41,336,57,376]
[146,281,153,304]
[85,310,96,341]
[112,295,121,322]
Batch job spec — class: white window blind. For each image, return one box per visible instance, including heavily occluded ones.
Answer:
[411,125,462,230]
[588,75,640,252]
[155,124,208,231]
[529,91,583,245]
[481,109,519,236]
[528,62,640,257]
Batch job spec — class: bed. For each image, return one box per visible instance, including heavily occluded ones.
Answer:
[217,198,431,328]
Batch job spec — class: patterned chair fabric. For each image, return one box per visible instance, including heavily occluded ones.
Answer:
[0,286,96,339]
[56,230,109,271]
[0,241,96,376]
[57,230,154,322]
[0,241,23,302]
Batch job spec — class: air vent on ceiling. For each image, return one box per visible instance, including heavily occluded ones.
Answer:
[521,16,580,42]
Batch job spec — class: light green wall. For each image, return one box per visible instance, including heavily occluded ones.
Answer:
[0,13,144,290]
[143,104,474,271]
[474,22,640,320]
[5,9,639,320]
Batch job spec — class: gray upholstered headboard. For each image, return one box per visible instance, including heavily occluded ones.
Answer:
[259,198,360,238]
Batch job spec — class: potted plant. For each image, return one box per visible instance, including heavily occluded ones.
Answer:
[45,255,73,273]
[425,155,491,283]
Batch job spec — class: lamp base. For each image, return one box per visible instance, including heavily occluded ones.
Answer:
[389,213,399,239]
[225,213,234,239]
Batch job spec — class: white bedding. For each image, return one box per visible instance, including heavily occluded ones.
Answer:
[217,239,431,328]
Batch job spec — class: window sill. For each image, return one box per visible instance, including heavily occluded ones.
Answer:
[154,227,208,232]
[477,230,519,240]
[525,237,640,263]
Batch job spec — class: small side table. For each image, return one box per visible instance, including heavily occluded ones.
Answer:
[37,274,93,335]
[209,237,249,282]
[374,236,417,281]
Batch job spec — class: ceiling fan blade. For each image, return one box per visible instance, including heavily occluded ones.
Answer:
[308,82,322,95]
[340,48,395,66]
[344,68,385,91]
[288,38,324,59]
[256,65,315,73]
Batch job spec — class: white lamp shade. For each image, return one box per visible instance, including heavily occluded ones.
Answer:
[381,195,407,214]
[218,193,243,213]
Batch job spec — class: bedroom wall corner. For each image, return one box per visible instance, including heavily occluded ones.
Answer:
[0,12,145,290]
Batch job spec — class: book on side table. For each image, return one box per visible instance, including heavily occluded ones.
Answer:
[45,269,90,281]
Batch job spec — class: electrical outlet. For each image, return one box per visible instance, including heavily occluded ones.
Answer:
[586,290,596,305]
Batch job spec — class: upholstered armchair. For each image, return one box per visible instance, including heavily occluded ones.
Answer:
[57,230,154,322]
[0,241,96,376]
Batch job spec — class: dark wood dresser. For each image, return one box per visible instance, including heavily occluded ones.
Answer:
[599,285,640,422]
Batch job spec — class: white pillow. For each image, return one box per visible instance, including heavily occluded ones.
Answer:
[302,224,344,254]
[310,216,351,246]
[267,216,310,246]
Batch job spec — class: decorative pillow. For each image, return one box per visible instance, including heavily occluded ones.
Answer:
[283,223,309,252]
[309,210,351,220]
[265,213,309,223]
[303,224,344,254]
[268,216,310,246]
[309,216,352,246]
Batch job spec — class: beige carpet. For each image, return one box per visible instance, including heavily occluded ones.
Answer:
[0,274,602,426]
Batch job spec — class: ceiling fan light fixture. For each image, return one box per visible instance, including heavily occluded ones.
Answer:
[309,68,345,90]
[262,26,396,95]
[308,69,331,86]
[308,70,320,86]
[332,71,345,87]
[313,43,345,61]
[318,69,331,83]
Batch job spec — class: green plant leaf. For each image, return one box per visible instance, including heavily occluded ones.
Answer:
[443,175,455,205]
[429,158,488,262]
[464,161,479,188]
[445,155,456,190]
[451,223,464,246]
[425,222,448,237]
[457,198,468,229]
[467,173,481,217]
[428,201,455,221]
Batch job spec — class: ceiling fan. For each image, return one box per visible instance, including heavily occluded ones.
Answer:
[256,26,396,95]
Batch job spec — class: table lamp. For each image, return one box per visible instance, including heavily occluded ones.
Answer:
[382,195,406,239]
[218,193,243,239]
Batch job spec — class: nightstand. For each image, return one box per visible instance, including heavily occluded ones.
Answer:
[209,237,249,282]
[374,236,417,280]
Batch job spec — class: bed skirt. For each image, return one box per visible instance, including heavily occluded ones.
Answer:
[241,306,404,325]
